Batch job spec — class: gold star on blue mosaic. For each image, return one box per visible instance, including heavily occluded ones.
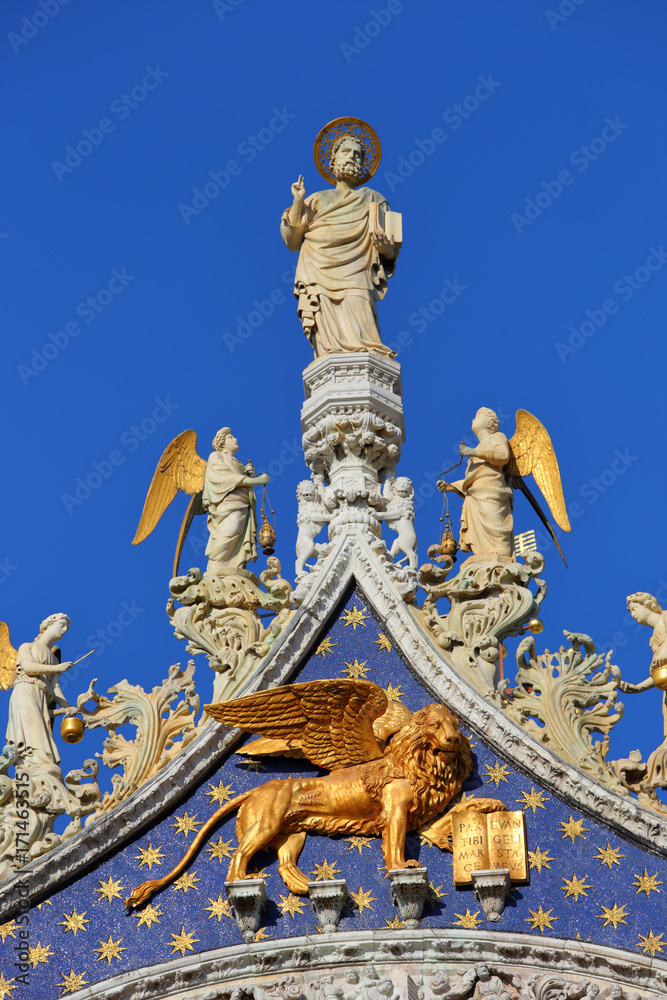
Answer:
[204,894,232,921]
[345,836,373,854]
[95,876,126,903]
[373,633,392,653]
[134,843,165,869]
[428,881,447,905]
[597,902,628,929]
[310,858,342,880]
[343,657,370,679]
[247,866,271,881]
[58,970,89,996]
[561,874,591,901]
[517,787,548,813]
[594,843,625,868]
[559,816,588,842]
[205,781,236,804]
[0,974,16,1000]
[279,892,307,917]
[173,870,200,893]
[242,758,266,773]
[342,606,368,629]
[315,637,337,656]
[94,935,126,964]
[633,869,663,896]
[0,922,16,944]
[453,908,482,929]
[28,942,53,968]
[168,927,199,956]
[484,761,511,786]
[207,836,234,862]
[637,929,664,956]
[350,887,376,913]
[57,908,89,935]
[254,927,271,940]
[525,905,557,933]
[385,682,404,702]
[133,902,163,929]
[170,810,201,836]
[385,915,405,928]
[528,846,554,873]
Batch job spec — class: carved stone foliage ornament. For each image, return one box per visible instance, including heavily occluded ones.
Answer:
[126,679,474,909]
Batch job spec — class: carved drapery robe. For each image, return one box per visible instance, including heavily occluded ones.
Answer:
[6,642,60,763]
[281,185,396,358]
[453,458,514,560]
[202,451,257,573]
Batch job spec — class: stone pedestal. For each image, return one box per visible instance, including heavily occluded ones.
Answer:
[470,868,511,922]
[387,866,428,928]
[307,878,348,932]
[225,878,267,942]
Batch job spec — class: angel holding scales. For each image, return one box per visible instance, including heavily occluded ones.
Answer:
[281,117,402,359]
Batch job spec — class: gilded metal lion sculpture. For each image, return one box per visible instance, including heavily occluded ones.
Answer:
[126,678,496,907]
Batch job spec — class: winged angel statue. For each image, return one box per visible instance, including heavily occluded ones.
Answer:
[127,678,504,907]
[132,427,269,576]
[438,408,571,565]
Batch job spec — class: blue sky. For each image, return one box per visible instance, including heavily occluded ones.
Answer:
[1,0,666,791]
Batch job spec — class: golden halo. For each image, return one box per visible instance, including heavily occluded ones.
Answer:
[313,117,381,185]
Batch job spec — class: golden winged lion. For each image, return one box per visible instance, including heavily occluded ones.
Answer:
[126,678,503,907]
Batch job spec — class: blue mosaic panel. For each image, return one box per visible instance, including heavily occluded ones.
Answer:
[3,588,667,998]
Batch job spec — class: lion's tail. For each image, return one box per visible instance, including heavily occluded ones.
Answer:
[125,790,251,909]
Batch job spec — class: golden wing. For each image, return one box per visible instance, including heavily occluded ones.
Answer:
[507,410,571,531]
[205,678,388,771]
[0,622,17,691]
[132,430,207,545]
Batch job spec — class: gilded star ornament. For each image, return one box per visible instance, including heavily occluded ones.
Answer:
[28,942,54,968]
[57,908,90,935]
[205,894,232,921]
[633,869,663,896]
[385,682,404,703]
[343,658,370,679]
[173,870,200,893]
[345,836,373,854]
[637,930,665,956]
[254,928,271,941]
[373,633,392,653]
[205,781,236,804]
[559,816,589,842]
[525,906,558,934]
[168,927,199,957]
[385,915,405,928]
[342,606,368,629]
[453,908,482,929]
[242,758,266,772]
[315,637,337,656]
[94,935,126,964]
[133,902,163,929]
[594,843,625,868]
[170,810,201,836]
[350,887,377,913]
[0,974,15,1000]
[597,902,628,929]
[247,865,271,880]
[0,922,16,944]
[561,874,591,901]
[135,843,165,869]
[95,876,126,903]
[311,858,342,880]
[58,970,89,996]
[528,846,554,873]
[207,836,234,862]
[279,892,307,917]
[517,787,548,814]
[483,761,511,787]
[428,881,447,905]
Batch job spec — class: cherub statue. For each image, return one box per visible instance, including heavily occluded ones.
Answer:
[619,592,667,788]
[438,408,570,566]
[0,614,79,766]
[133,427,269,577]
[281,118,400,359]
[380,476,418,570]
[295,478,333,578]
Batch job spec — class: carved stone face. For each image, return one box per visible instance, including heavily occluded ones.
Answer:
[628,601,652,625]
[222,434,239,454]
[332,137,365,185]
[472,408,497,438]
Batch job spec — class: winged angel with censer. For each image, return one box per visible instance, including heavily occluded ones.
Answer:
[127,678,503,907]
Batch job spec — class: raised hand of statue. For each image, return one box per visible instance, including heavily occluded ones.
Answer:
[289,175,306,225]
[291,174,305,201]
[253,473,270,486]
[370,230,396,259]
[459,443,475,457]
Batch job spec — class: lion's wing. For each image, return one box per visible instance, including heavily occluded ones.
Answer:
[204,679,388,771]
